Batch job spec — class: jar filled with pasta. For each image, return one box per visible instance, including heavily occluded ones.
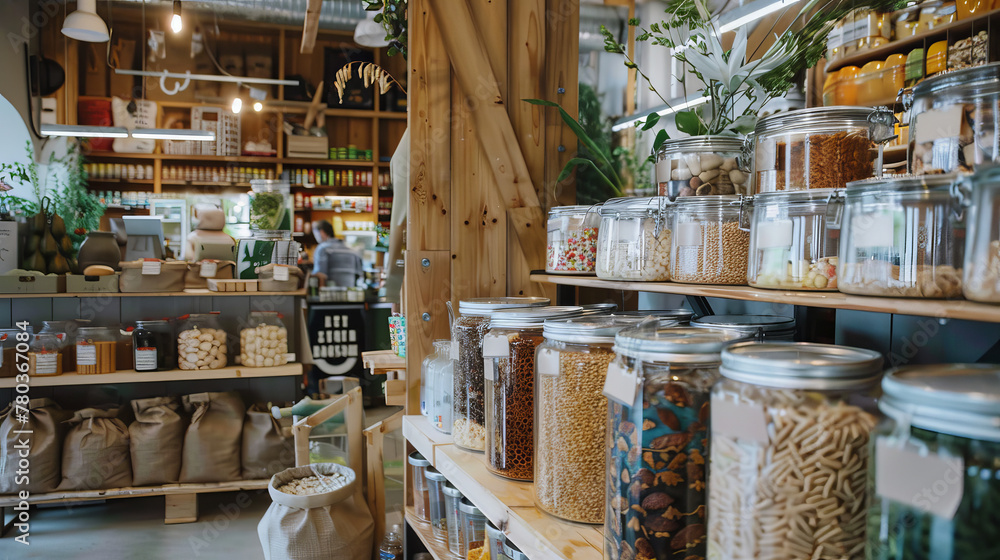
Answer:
[655,136,749,199]
[595,197,673,281]
[546,205,600,274]
[708,342,884,560]
[670,195,749,285]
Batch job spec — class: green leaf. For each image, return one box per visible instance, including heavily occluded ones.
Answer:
[628,17,641,26]
[674,110,707,136]
[523,98,622,187]
[652,129,670,152]
[559,158,622,198]
[640,112,660,131]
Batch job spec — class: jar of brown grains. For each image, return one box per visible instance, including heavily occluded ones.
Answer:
[670,195,750,285]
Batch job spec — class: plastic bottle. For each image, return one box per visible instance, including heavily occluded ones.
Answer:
[379,524,403,560]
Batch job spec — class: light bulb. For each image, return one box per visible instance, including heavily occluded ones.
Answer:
[253,101,263,112]
[171,1,182,33]
[232,97,243,114]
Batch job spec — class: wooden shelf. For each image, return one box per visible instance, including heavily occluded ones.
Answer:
[282,158,374,167]
[0,287,307,299]
[530,273,1000,323]
[0,363,302,388]
[160,180,253,188]
[0,479,269,507]
[406,507,458,560]
[87,178,155,185]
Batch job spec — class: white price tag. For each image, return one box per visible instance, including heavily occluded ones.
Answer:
[482,334,509,359]
[135,348,158,371]
[450,340,459,360]
[603,361,641,406]
[675,222,703,246]
[273,265,290,282]
[141,259,161,275]
[875,437,964,519]
[536,348,559,376]
[77,343,97,366]
[35,352,58,375]
[756,220,793,249]
[200,261,218,278]
[915,105,965,144]
[851,212,895,248]
[484,358,496,381]
[655,158,671,184]
[711,397,769,444]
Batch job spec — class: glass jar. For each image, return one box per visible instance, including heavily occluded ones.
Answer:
[483,306,582,481]
[0,329,24,378]
[655,136,749,199]
[605,326,746,560]
[752,107,877,193]
[421,340,450,422]
[708,342,884,560]
[133,320,176,372]
[76,326,117,374]
[459,498,487,554]
[839,175,965,298]
[595,197,673,281]
[868,364,1000,560]
[240,311,289,368]
[453,297,549,451]
[408,451,431,523]
[443,483,465,556]
[609,309,695,325]
[747,189,842,290]
[689,314,797,341]
[671,195,749,284]
[28,333,62,376]
[963,167,1000,301]
[486,519,505,560]
[534,317,627,524]
[117,325,134,371]
[426,340,454,434]
[546,205,600,274]
[249,179,293,232]
[40,321,75,373]
[177,313,228,370]
[424,468,448,542]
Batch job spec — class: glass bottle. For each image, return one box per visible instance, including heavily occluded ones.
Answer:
[378,523,403,560]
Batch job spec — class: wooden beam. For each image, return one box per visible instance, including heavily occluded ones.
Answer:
[404,250,452,414]
[544,0,580,208]
[300,0,323,54]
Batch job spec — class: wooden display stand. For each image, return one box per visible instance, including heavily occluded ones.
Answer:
[363,350,406,406]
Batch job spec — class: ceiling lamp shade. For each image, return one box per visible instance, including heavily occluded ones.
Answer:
[354,11,390,48]
[62,0,110,43]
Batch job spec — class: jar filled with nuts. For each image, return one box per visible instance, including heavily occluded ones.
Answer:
[747,189,842,290]
[453,297,550,452]
[534,316,630,524]
[177,313,228,370]
[839,175,965,298]
[655,136,749,199]
[708,342,884,560]
[483,306,583,481]
[605,325,747,560]
[546,205,600,274]
[670,195,750,285]
[240,312,289,368]
[596,197,673,281]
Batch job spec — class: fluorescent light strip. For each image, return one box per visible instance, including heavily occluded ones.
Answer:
[114,69,299,87]
[131,128,216,141]
[41,124,129,138]
[611,96,712,132]
[719,0,798,33]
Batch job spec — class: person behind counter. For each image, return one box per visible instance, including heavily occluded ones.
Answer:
[312,220,364,288]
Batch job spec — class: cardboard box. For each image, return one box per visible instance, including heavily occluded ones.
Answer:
[0,274,66,294]
[286,136,329,159]
[0,222,18,275]
[66,273,120,293]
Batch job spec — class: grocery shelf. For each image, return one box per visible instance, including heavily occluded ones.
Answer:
[282,158,375,167]
[402,414,452,464]
[406,507,457,560]
[0,479,269,507]
[0,363,302,388]
[0,287,307,298]
[530,273,1000,323]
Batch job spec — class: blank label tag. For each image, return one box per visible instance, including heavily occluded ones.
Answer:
[142,259,161,275]
[536,348,559,376]
[756,220,793,249]
[200,261,218,278]
[273,266,290,282]
[915,105,965,144]
[676,222,703,246]
[450,340,459,360]
[852,212,895,248]
[876,437,964,519]
[603,362,641,406]
[484,358,496,381]
[712,397,769,444]
[482,334,509,359]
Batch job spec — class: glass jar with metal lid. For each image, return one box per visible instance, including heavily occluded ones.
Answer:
[655,136,750,199]
[747,189,842,290]
[534,316,630,524]
[751,106,877,193]
[546,205,600,274]
[29,333,62,376]
[443,483,465,555]
[483,306,583,480]
[604,325,747,560]
[177,313,229,370]
[459,498,487,554]
[580,302,618,315]
[40,321,76,373]
[240,311,289,368]
[708,342,884,560]
[453,297,550,451]
[868,364,1000,560]
[595,197,673,281]
[670,195,749,284]
[962,166,1000,301]
[908,63,1000,175]
[839,174,965,298]
[609,309,696,325]
[690,314,796,341]
[76,326,118,374]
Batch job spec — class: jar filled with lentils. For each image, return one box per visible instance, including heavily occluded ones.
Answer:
[483,306,583,481]
[534,316,629,524]
[671,195,750,284]
[453,297,549,451]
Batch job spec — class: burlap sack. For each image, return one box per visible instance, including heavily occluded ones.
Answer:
[129,396,187,486]
[58,406,132,490]
[258,463,374,560]
[242,404,294,480]
[0,398,71,494]
[180,391,245,482]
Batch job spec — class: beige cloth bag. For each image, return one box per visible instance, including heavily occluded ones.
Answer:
[242,404,294,480]
[129,396,187,486]
[179,391,245,482]
[257,463,374,560]
[0,398,71,493]
[58,406,132,490]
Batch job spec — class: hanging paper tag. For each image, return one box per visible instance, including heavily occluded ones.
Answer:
[200,261,218,278]
[273,265,290,282]
[536,348,559,376]
[603,362,641,406]
[711,398,769,444]
[875,437,964,519]
[450,340,459,360]
[675,222,703,246]
[482,334,509,359]
[142,259,161,275]
[484,358,496,381]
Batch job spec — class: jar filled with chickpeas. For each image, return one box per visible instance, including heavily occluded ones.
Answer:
[177,313,228,370]
[240,312,289,368]
[670,195,750,285]
[708,342,884,560]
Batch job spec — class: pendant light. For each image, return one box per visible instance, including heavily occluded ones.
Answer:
[171,1,183,33]
[61,0,110,43]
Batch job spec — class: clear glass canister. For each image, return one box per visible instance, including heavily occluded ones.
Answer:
[839,175,965,298]
[868,364,1000,560]
[534,317,628,524]
[747,189,842,290]
[909,63,1000,175]
[240,311,288,368]
[428,341,454,434]
[671,195,749,284]
[177,313,228,370]
[133,319,176,372]
[546,205,600,274]
[424,468,448,542]
[443,483,465,555]
[421,340,450,425]
[605,326,746,560]
[76,326,117,374]
[29,333,62,376]
[409,451,431,522]
[752,106,877,193]
[0,329,24,378]
[483,306,583,481]
[40,320,75,373]
[655,136,749,199]
[708,342,884,560]
[963,167,1000,301]
[689,314,797,341]
[608,309,695,326]
[459,498,487,554]
[249,179,293,231]
[595,197,673,281]
[453,297,550,452]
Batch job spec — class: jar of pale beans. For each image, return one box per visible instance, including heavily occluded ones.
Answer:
[670,195,749,285]
[708,342,884,560]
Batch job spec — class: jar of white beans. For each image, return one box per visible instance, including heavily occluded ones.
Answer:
[708,342,884,560]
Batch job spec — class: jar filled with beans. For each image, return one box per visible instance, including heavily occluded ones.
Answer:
[483,306,583,481]
[596,197,673,281]
[605,325,747,560]
[453,297,549,452]
[670,195,750,285]
[534,316,630,524]
[177,313,228,370]
[708,342,884,560]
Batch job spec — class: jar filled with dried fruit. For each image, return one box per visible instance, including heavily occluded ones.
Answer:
[177,313,228,370]
[76,326,117,374]
[689,314,797,341]
[596,197,673,281]
[708,342,884,560]
[453,297,550,451]
[839,175,965,298]
[483,306,583,481]
[869,364,1000,560]
[534,316,629,524]
[670,196,750,285]
[963,167,1000,301]
[605,325,747,560]
[546,205,600,274]
[747,189,842,290]
[656,136,750,199]
[751,107,876,193]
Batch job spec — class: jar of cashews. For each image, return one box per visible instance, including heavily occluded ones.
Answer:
[708,342,884,560]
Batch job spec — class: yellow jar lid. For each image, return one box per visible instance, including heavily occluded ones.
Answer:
[927,40,948,73]
[860,60,885,75]
[839,65,861,79]
[885,53,907,67]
